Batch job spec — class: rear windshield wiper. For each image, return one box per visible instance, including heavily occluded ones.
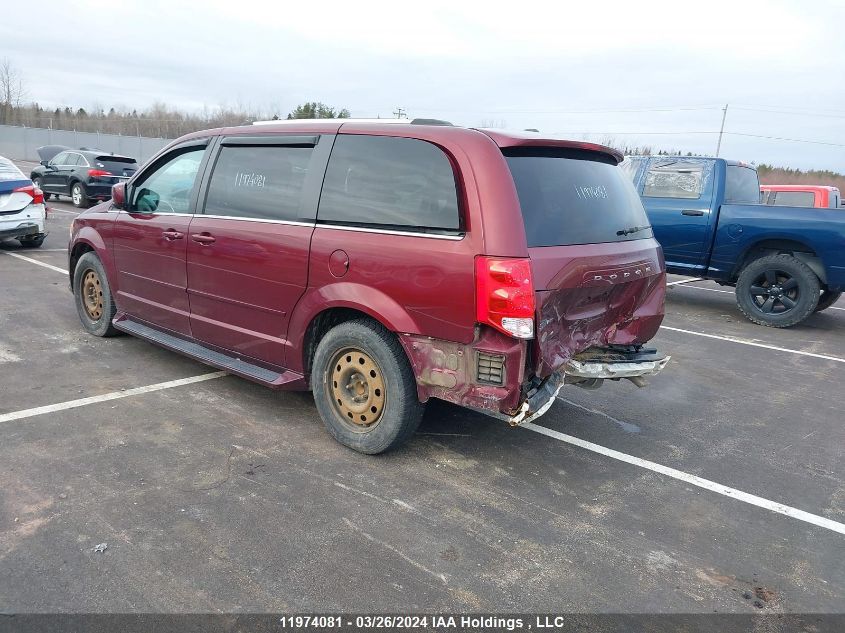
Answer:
[617,225,650,236]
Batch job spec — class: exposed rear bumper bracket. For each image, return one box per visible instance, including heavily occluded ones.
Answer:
[496,346,669,427]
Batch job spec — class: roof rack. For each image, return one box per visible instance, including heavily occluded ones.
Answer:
[251,117,453,126]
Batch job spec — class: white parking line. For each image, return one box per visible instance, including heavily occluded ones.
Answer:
[674,283,845,311]
[666,277,703,286]
[660,325,845,364]
[48,208,80,215]
[0,372,226,424]
[3,251,67,274]
[522,422,845,536]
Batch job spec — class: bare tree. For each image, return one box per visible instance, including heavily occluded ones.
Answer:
[0,58,27,125]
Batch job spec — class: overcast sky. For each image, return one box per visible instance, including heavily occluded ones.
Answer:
[3,0,845,171]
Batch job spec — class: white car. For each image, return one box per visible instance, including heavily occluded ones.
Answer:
[0,156,47,248]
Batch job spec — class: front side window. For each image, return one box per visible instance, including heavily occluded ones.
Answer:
[50,152,69,166]
[204,145,313,222]
[131,147,205,214]
[318,135,461,231]
[65,153,82,167]
[643,159,705,199]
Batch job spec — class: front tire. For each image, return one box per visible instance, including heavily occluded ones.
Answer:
[71,182,91,208]
[735,254,820,327]
[311,319,424,454]
[73,252,119,337]
[816,289,842,312]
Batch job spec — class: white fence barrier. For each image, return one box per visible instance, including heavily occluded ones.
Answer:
[0,124,171,166]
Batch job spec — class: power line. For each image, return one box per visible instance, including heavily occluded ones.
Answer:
[406,105,722,115]
[725,132,845,147]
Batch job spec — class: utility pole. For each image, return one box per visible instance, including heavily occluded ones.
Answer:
[715,103,728,157]
[393,107,406,119]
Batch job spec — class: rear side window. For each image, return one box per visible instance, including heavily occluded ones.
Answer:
[772,191,815,207]
[829,191,839,209]
[65,154,82,167]
[725,166,760,203]
[318,135,460,231]
[643,159,704,199]
[505,148,652,247]
[204,145,313,222]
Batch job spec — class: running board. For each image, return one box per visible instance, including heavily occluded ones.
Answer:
[113,316,304,389]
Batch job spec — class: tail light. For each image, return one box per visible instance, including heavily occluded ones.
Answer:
[475,256,535,339]
[14,184,44,205]
[88,169,112,178]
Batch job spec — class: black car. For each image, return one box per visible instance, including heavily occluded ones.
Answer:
[30,146,138,208]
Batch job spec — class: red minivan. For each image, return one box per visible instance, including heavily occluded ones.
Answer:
[68,120,668,453]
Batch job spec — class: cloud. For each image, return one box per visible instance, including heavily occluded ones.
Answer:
[2,0,844,170]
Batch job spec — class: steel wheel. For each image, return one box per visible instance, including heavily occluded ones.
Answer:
[72,184,83,206]
[81,269,104,320]
[329,347,386,431]
[748,268,800,316]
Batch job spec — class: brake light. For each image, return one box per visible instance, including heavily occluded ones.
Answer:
[13,184,44,205]
[88,169,112,178]
[475,256,535,339]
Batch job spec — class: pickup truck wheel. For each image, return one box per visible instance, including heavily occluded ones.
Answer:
[735,254,820,327]
[815,289,842,313]
[73,252,119,337]
[312,319,424,454]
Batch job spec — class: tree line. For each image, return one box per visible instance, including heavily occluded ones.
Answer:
[0,100,349,138]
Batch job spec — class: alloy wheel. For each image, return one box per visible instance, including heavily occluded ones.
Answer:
[749,268,800,315]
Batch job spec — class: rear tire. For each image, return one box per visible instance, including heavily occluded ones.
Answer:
[815,289,843,313]
[735,254,819,327]
[311,319,424,454]
[71,182,90,208]
[73,252,119,337]
[18,235,45,248]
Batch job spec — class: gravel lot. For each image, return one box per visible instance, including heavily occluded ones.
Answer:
[1,165,843,615]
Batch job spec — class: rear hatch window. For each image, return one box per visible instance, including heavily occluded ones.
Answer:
[0,157,29,196]
[94,155,138,178]
[504,148,652,246]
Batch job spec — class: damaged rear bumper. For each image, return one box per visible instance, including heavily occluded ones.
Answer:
[501,346,670,426]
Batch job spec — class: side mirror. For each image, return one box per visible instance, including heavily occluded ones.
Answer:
[40,160,49,167]
[112,182,126,210]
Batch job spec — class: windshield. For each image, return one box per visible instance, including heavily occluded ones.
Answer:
[504,148,653,247]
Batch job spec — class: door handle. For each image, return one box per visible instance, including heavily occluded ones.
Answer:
[191,233,216,245]
[162,230,184,240]
[681,209,705,216]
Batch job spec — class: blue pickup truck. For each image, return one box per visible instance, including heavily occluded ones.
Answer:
[623,156,845,327]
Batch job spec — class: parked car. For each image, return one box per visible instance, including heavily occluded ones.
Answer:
[69,120,669,453]
[623,156,845,327]
[30,146,138,209]
[0,155,47,248]
[760,185,841,209]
